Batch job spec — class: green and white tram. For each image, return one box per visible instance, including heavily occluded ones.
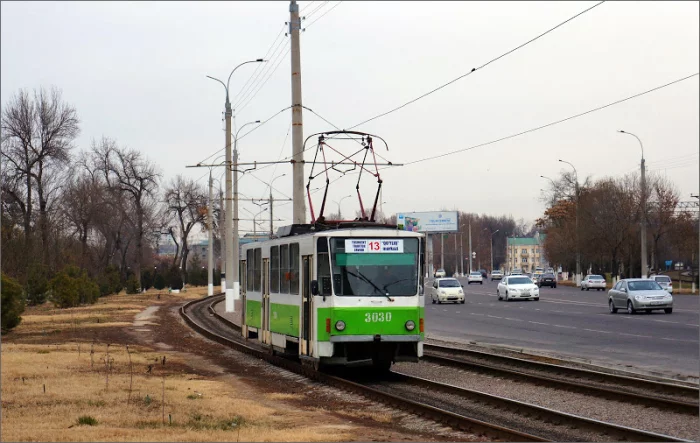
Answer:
[240,223,425,370]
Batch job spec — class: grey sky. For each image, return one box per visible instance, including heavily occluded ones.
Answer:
[2,1,698,236]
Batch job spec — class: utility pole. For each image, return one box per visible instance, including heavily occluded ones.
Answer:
[440,233,444,270]
[207,173,214,296]
[459,233,464,276]
[618,131,647,278]
[468,221,473,273]
[454,233,458,277]
[219,188,225,293]
[289,1,306,224]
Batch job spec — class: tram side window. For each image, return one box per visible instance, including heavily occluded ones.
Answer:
[246,249,255,292]
[254,248,262,292]
[280,244,290,293]
[317,237,332,296]
[270,246,280,293]
[290,243,299,295]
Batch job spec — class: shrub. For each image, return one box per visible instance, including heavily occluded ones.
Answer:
[153,273,166,290]
[77,415,98,426]
[50,266,100,308]
[125,275,140,294]
[26,262,50,305]
[1,272,25,333]
[98,266,122,296]
[169,267,183,290]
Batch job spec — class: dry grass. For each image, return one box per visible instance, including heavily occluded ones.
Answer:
[1,289,356,442]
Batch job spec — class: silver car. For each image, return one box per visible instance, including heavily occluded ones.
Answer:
[650,275,674,294]
[608,278,673,315]
[581,274,606,291]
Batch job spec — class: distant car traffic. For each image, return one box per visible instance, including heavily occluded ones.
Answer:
[581,275,606,291]
[434,268,446,278]
[430,278,465,304]
[497,276,540,301]
[649,275,673,294]
[490,270,503,281]
[536,273,557,288]
[608,278,673,314]
[467,271,483,285]
[478,269,487,278]
[510,269,522,276]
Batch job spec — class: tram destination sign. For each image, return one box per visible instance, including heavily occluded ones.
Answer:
[345,239,404,253]
[396,211,459,233]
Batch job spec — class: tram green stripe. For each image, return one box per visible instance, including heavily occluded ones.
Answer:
[246,300,261,329]
[316,307,422,341]
[270,303,300,337]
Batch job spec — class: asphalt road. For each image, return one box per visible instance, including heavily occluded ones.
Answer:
[424,277,699,379]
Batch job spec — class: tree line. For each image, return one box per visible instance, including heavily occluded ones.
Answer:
[1,87,222,329]
[536,169,698,280]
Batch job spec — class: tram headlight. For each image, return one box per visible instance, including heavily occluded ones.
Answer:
[405,320,416,331]
[335,320,346,331]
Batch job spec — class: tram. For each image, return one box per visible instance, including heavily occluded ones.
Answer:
[239,130,426,370]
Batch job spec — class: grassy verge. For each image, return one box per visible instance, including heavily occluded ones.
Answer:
[1,288,352,442]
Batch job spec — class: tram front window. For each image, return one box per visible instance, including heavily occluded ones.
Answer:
[330,238,419,296]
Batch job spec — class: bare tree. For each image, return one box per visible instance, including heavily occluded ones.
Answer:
[1,87,80,264]
[162,175,207,281]
[645,173,680,272]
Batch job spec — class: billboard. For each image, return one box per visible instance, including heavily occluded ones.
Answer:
[396,211,459,233]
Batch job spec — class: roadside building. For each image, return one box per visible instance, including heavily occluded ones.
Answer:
[505,234,548,274]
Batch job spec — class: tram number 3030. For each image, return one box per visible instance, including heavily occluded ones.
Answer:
[365,312,392,322]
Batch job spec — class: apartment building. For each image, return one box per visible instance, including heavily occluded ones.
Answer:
[505,235,547,274]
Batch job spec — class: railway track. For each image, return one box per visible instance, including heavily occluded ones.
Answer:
[180,295,693,442]
[422,344,699,415]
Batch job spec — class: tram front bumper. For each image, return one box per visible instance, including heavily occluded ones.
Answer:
[329,334,421,342]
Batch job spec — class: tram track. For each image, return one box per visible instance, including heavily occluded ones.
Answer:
[180,295,694,442]
[422,344,699,415]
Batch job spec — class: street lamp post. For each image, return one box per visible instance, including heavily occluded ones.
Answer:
[558,159,581,286]
[269,174,286,237]
[484,228,500,276]
[207,58,264,312]
[253,207,268,236]
[618,130,647,278]
[333,194,352,219]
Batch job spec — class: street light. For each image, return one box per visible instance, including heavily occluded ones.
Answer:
[558,159,581,286]
[484,228,500,275]
[618,130,647,278]
[207,58,265,312]
[269,174,286,236]
[253,207,268,236]
[333,194,352,219]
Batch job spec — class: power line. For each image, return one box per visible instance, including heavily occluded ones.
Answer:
[347,1,606,130]
[232,25,286,106]
[304,1,342,29]
[403,73,699,166]
[303,1,329,20]
[236,43,292,113]
[299,1,316,14]
[233,38,290,110]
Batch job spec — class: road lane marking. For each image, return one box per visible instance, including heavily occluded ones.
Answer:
[528,321,549,326]
[653,320,680,324]
[456,311,460,314]
[487,315,503,319]
[661,337,699,343]
[470,313,484,316]
[583,328,611,334]
[504,318,523,322]
[553,325,577,329]
[619,332,653,338]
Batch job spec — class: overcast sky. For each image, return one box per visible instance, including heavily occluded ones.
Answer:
[2,1,698,236]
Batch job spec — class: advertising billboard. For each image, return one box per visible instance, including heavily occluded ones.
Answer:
[396,211,459,233]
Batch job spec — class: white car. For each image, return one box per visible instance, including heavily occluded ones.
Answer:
[491,270,503,281]
[467,271,483,285]
[497,276,540,301]
[434,268,447,278]
[430,278,465,304]
[650,275,673,294]
[581,274,606,291]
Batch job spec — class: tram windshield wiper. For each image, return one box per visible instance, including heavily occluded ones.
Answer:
[346,269,394,301]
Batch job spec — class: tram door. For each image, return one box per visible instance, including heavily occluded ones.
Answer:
[262,258,270,344]
[301,255,313,356]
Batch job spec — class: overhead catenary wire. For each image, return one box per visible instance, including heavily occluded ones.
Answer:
[347,1,606,130]
[304,1,342,29]
[232,24,286,107]
[236,43,292,114]
[233,38,290,111]
[302,1,329,20]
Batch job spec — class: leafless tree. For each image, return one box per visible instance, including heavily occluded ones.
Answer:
[645,173,680,272]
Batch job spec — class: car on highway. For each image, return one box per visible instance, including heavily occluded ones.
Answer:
[649,274,674,294]
[608,278,673,314]
[510,269,522,276]
[478,269,488,278]
[581,274,606,291]
[497,276,540,301]
[467,271,483,284]
[430,278,465,304]
[490,270,503,281]
[536,273,557,288]
[434,268,446,278]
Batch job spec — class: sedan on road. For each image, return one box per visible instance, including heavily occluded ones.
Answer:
[497,276,540,301]
[490,270,503,281]
[431,278,465,304]
[536,273,557,288]
[434,268,447,278]
[608,279,673,314]
[650,274,674,294]
[581,274,606,291]
[467,271,483,285]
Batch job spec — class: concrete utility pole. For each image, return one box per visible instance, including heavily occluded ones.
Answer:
[207,58,264,312]
[454,233,458,277]
[485,228,500,275]
[559,159,581,285]
[219,188,225,293]
[288,1,306,224]
[459,232,464,276]
[618,130,647,278]
[468,221,473,273]
[440,233,444,270]
[207,172,214,296]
